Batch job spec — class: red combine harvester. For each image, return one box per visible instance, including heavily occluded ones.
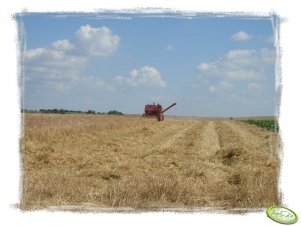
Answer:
[143,102,176,121]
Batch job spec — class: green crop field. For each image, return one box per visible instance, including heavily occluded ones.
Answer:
[241,119,279,132]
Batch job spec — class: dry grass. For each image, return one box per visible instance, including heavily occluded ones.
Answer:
[20,113,281,210]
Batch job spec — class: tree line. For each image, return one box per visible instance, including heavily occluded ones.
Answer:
[21,109,124,115]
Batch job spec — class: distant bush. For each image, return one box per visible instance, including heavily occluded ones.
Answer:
[107,110,124,116]
[21,109,38,113]
[21,108,124,116]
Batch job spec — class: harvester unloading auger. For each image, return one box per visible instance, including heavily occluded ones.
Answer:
[143,102,176,121]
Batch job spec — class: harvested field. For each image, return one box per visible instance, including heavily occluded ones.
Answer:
[20,114,281,210]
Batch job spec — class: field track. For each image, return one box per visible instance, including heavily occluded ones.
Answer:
[21,114,280,210]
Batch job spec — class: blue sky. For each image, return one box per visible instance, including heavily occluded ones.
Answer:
[18,13,276,117]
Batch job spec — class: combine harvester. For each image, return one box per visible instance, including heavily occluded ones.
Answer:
[143,102,176,121]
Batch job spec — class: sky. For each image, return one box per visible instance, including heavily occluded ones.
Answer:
[18,13,276,117]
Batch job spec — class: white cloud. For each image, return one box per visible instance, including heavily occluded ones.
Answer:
[208,81,234,93]
[265,35,274,44]
[24,48,86,70]
[24,48,45,59]
[52,82,71,91]
[197,48,275,81]
[115,66,166,88]
[164,44,174,51]
[248,82,262,91]
[151,95,174,103]
[24,48,114,91]
[198,63,210,71]
[196,48,275,95]
[23,24,121,92]
[23,47,86,86]
[231,31,253,41]
[260,48,276,65]
[74,25,120,57]
[82,76,115,91]
[226,49,256,59]
[226,70,264,80]
[51,39,74,51]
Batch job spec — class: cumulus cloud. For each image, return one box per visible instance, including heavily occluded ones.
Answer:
[231,31,253,41]
[24,48,86,69]
[115,66,166,88]
[164,44,174,51]
[248,82,262,91]
[196,48,275,95]
[260,48,275,65]
[226,70,264,80]
[23,47,86,86]
[74,25,120,57]
[226,49,256,60]
[208,81,234,93]
[51,39,75,51]
[23,25,120,92]
[265,35,274,44]
[52,82,71,91]
[198,63,210,71]
[197,48,275,81]
[82,76,115,91]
